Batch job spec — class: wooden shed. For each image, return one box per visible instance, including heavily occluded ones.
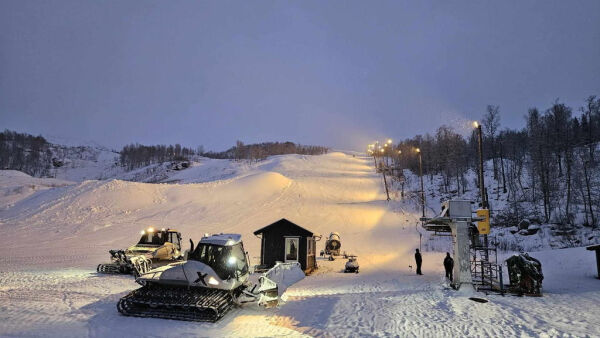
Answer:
[253,218,318,273]
[586,244,600,279]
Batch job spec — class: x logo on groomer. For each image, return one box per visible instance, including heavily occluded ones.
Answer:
[194,272,208,286]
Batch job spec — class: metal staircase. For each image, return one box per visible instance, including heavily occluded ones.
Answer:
[470,234,504,293]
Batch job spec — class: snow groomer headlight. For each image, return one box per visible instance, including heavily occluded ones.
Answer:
[228,256,237,265]
[208,276,220,286]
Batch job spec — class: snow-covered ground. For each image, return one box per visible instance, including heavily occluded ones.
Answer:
[1,153,599,337]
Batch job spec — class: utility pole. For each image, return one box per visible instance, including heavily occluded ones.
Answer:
[417,148,425,218]
[475,121,489,262]
[476,123,487,209]
[371,151,377,169]
[397,149,404,198]
[416,148,424,251]
[382,167,390,201]
[380,147,390,201]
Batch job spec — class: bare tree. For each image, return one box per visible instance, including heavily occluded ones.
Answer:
[483,105,501,180]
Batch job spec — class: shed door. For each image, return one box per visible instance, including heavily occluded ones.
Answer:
[284,237,300,262]
[307,237,315,257]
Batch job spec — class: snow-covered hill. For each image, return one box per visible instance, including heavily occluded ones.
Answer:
[42,138,250,184]
[0,153,598,337]
[0,153,420,271]
[0,170,74,210]
[48,143,122,181]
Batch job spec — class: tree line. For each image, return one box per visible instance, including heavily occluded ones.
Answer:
[1,128,330,175]
[392,96,600,227]
[119,141,328,169]
[119,143,198,170]
[226,141,329,161]
[0,130,52,176]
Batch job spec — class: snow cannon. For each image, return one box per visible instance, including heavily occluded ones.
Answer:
[117,233,282,322]
[97,227,183,276]
[506,253,543,296]
[322,232,342,259]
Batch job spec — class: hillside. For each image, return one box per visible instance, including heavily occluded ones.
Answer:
[0,152,420,270]
[0,153,599,337]
[0,170,74,210]
[394,159,599,252]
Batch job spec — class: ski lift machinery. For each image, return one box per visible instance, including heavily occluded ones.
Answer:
[421,200,484,289]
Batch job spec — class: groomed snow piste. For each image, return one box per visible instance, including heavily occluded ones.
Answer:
[0,153,598,337]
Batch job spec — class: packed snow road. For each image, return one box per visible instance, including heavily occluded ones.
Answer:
[1,153,599,337]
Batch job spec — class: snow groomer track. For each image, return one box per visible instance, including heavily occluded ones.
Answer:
[117,284,234,322]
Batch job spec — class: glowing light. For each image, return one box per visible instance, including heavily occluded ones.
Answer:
[208,276,219,285]
[398,150,402,154]
[387,139,392,144]
[380,148,384,153]
[226,239,234,245]
[140,230,145,235]
[472,121,479,128]
[228,256,237,265]
[415,148,421,153]
[161,228,166,231]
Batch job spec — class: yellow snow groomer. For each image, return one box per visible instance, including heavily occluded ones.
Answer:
[97,227,183,276]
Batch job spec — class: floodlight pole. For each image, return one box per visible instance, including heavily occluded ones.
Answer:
[418,150,425,218]
[477,124,487,209]
[476,123,490,261]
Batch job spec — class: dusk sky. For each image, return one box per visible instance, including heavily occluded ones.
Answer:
[1,1,599,151]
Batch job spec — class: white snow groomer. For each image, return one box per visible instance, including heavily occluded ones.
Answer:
[117,233,280,322]
[320,232,342,260]
[97,227,183,276]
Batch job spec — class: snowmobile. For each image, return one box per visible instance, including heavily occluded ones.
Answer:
[320,232,342,260]
[117,233,280,322]
[344,255,359,273]
[97,227,183,276]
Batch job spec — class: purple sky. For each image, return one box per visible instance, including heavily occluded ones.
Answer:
[1,1,599,151]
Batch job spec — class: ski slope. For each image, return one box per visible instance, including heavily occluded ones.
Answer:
[1,153,599,337]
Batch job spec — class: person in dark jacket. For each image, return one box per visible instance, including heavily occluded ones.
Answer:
[415,249,423,275]
[444,252,454,281]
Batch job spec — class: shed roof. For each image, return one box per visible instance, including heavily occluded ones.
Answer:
[586,244,600,251]
[253,218,314,236]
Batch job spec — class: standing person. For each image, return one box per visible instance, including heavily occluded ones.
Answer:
[444,252,454,281]
[415,249,423,275]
